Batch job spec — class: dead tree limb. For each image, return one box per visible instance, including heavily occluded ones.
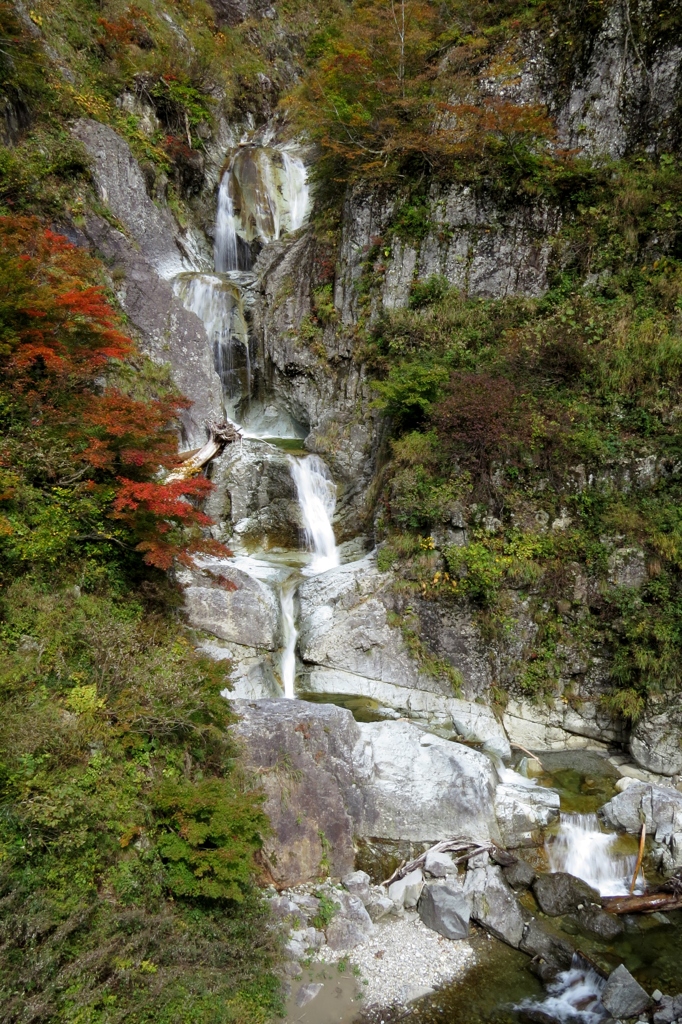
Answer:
[167,421,242,482]
[381,837,495,887]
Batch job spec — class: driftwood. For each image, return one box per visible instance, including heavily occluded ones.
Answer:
[510,743,545,770]
[381,837,496,887]
[167,421,242,482]
[602,892,682,915]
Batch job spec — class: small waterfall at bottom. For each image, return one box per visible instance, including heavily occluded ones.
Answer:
[290,454,339,575]
[518,954,608,1023]
[548,812,643,897]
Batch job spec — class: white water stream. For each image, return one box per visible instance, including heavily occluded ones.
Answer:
[290,454,340,576]
[519,954,609,1023]
[548,811,643,897]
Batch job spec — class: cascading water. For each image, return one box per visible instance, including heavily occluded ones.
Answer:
[172,272,249,411]
[281,151,309,232]
[290,454,339,575]
[279,579,298,698]
[547,812,643,897]
[214,163,240,272]
[518,955,609,1023]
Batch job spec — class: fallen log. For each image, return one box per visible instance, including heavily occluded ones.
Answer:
[166,421,242,482]
[602,892,682,915]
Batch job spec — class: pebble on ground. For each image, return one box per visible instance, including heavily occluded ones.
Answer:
[315,910,476,1009]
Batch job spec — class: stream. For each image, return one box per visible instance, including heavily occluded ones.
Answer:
[176,137,682,1024]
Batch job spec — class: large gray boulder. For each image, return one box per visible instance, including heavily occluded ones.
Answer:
[232,701,501,885]
[325,890,375,950]
[464,862,525,948]
[601,964,650,1019]
[418,882,471,940]
[233,700,363,885]
[601,782,682,869]
[184,565,280,649]
[355,721,500,843]
[494,780,560,847]
[204,441,302,547]
[630,700,682,777]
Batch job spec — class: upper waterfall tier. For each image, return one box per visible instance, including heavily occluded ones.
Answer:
[214,145,310,271]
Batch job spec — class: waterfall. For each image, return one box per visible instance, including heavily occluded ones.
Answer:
[281,152,310,232]
[290,455,339,575]
[172,273,249,405]
[214,166,240,272]
[280,580,298,698]
[547,812,643,897]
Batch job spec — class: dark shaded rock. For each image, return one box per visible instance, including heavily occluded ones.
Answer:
[571,905,624,941]
[418,883,471,940]
[532,872,600,917]
[601,963,650,1019]
[504,858,537,890]
[520,918,575,971]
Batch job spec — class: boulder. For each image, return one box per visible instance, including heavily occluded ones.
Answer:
[519,918,574,974]
[418,882,471,940]
[342,870,372,904]
[571,905,624,941]
[532,872,601,917]
[494,780,560,847]
[601,964,650,1019]
[388,868,424,909]
[204,442,302,547]
[325,891,374,950]
[366,893,394,922]
[233,700,363,885]
[184,565,280,649]
[653,994,682,1024]
[630,701,682,777]
[464,864,525,948]
[295,983,323,1007]
[355,722,500,843]
[234,701,501,885]
[424,850,458,878]
[503,858,537,890]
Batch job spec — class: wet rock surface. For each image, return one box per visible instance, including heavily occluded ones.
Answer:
[532,871,601,917]
[601,782,682,870]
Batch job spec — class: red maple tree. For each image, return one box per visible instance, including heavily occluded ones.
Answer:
[0,215,225,570]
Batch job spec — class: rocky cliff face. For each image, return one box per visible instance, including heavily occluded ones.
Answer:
[50,0,682,786]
